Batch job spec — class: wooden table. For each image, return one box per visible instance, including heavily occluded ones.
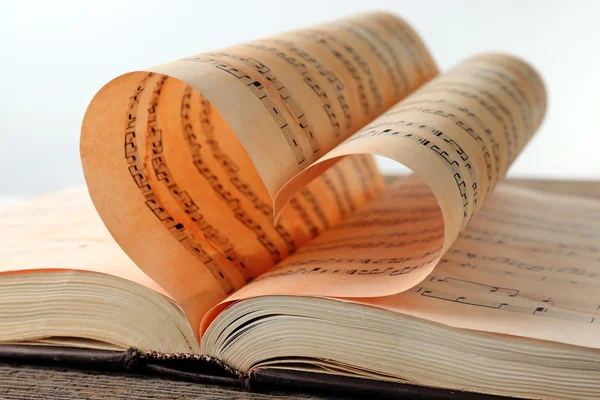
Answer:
[1,178,598,399]
[0,364,341,400]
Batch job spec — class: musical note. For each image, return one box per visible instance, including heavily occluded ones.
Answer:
[122,73,236,294]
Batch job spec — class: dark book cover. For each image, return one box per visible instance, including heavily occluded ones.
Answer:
[0,344,516,399]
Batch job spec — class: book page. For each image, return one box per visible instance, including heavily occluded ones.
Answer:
[367,184,600,349]
[216,175,444,299]
[144,12,437,196]
[201,53,547,330]
[203,180,600,349]
[275,53,546,241]
[0,187,169,297]
[80,11,435,325]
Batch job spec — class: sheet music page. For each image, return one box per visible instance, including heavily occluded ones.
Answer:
[145,12,437,196]
[219,175,445,299]
[80,8,557,341]
[202,52,547,325]
[80,11,434,325]
[368,183,600,349]
[205,180,600,348]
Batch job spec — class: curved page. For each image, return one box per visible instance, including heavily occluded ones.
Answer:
[201,53,547,334]
[81,12,437,330]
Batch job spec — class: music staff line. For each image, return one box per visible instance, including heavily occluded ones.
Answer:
[411,284,600,325]
[445,248,600,282]
[124,73,236,294]
[183,56,307,165]
[258,253,440,282]
[182,87,290,263]
[345,128,473,222]
[414,275,600,322]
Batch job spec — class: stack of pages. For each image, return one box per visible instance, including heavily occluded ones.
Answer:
[1,11,598,400]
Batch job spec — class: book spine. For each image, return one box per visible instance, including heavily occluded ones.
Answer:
[140,350,245,378]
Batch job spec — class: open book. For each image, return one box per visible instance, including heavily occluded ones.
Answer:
[1,11,599,400]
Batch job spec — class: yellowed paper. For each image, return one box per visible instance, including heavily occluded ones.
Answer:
[368,184,600,349]
[216,175,444,299]
[275,53,547,243]
[147,12,438,196]
[204,52,546,318]
[204,181,600,349]
[74,4,563,349]
[0,187,168,297]
[80,11,434,327]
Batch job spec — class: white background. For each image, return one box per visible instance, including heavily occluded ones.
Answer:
[1,0,599,195]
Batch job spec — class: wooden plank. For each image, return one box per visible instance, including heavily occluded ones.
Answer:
[0,364,334,400]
